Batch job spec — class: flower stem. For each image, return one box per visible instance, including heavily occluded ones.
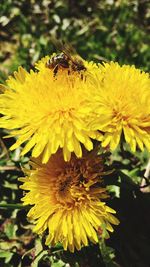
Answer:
[0,203,28,209]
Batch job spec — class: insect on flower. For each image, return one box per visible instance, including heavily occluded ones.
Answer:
[46,41,86,76]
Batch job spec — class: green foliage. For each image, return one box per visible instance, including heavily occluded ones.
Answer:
[0,0,150,80]
[0,0,150,266]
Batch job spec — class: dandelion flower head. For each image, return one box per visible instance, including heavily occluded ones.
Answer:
[19,150,119,252]
[0,55,102,163]
[89,62,150,152]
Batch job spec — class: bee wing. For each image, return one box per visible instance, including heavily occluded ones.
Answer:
[51,38,65,52]
[51,38,83,63]
[62,43,84,63]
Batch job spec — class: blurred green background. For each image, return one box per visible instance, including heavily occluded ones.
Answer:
[0,1,150,267]
[0,0,150,82]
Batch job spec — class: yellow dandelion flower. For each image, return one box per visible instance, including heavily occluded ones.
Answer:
[19,150,119,252]
[0,55,102,163]
[89,62,150,152]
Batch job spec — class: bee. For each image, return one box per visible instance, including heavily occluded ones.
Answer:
[46,41,86,76]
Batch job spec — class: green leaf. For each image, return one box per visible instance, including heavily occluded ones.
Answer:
[4,221,17,239]
[0,251,13,263]
[51,260,65,267]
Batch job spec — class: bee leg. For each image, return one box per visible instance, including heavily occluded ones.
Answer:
[45,59,51,68]
[68,69,71,75]
[53,65,59,77]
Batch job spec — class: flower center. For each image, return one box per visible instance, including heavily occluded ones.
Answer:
[50,155,105,207]
[59,176,72,194]
[54,166,84,205]
[54,174,74,204]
